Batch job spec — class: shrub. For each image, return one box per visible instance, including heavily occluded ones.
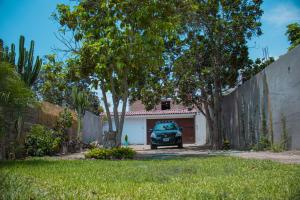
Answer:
[85,148,112,159]
[85,147,136,160]
[222,139,230,150]
[281,114,289,151]
[111,147,136,159]
[271,144,284,153]
[54,108,73,141]
[25,125,62,156]
[124,134,128,143]
[252,135,271,151]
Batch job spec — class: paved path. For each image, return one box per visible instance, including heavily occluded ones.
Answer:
[230,151,300,164]
[132,145,300,164]
[54,145,300,164]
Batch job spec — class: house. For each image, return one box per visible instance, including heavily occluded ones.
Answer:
[103,99,207,145]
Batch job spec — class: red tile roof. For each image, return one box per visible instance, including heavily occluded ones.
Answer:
[100,109,197,116]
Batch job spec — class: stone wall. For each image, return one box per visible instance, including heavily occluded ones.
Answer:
[221,45,300,150]
[0,102,102,159]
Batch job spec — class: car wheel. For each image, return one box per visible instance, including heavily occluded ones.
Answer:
[178,142,183,148]
[151,144,157,149]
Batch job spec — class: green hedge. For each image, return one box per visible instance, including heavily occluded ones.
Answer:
[85,147,136,160]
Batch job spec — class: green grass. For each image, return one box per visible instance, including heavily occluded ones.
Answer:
[1,156,300,199]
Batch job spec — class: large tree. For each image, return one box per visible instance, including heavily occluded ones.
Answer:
[173,0,263,148]
[54,0,185,146]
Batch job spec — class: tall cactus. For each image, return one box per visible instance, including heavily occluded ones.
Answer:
[0,36,41,87]
[17,35,42,87]
[0,39,11,63]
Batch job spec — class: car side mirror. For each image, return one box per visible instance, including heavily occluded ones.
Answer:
[179,127,183,131]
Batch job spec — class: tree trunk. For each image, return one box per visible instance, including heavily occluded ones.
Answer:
[100,83,113,131]
[77,115,83,152]
[212,77,223,149]
[116,78,129,147]
[15,113,23,143]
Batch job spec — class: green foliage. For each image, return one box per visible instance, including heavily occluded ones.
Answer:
[253,135,271,151]
[54,108,73,141]
[25,125,62,156]
[85,147,136,160]
[286,22,300,51]
[222,139,230,150]
[124,134,128,143]
[281,114,289,151]
[71,86,89,141]
[71,86,89,117]
[0,62,35,159]
[1,157,300,199]
[111,147,136,159]
[85,148,112,159]
[271,143,284,153]
[271,113,289,153]
[0,62,34,108]
[34,55,101,114]
[242,57,275,82]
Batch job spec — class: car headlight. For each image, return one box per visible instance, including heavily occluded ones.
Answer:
[176,132,182,137]
[150,132,157,138]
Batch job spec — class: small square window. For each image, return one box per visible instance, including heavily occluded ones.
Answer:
[161,101,171,110]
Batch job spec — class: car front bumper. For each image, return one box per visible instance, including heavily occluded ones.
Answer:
[151,136,182,146]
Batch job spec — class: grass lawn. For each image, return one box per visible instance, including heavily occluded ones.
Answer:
[1,156,300,200]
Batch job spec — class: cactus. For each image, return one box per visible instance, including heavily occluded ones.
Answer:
[0,39,10,63]
[0,36,41,86]
[9,43,16,65]
[16,35,42,86]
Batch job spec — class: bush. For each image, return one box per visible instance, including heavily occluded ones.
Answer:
[271,144,284,153]
[25,125,62,156]
[252,135,271,151]
[111,147,136,159]
[85,148,112,159]
[85,147,136,160]
[222,139,230,150]
[54,108,73,141]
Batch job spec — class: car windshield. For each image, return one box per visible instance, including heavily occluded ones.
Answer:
[154,123,178,131]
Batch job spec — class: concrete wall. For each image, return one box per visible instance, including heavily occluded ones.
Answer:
[82,111,102,144]
[221,45,300,150]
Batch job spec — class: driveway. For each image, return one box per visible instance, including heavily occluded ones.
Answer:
[54,144,300,164]
[131,145,300,164]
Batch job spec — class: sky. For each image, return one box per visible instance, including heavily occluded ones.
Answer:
[1,0,300,110]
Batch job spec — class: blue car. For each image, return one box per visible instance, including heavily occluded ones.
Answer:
[150,121,183,149]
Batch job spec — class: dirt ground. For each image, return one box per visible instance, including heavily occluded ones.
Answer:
[55,145,300,164]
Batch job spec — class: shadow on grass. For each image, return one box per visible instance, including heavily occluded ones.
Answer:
[134,153,218,161]
[0,158,62,168]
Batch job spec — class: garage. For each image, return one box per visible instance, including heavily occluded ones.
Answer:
[146,118,195,144]
[102,110,206,145]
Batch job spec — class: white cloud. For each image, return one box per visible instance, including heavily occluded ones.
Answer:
[263,3,300,26]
